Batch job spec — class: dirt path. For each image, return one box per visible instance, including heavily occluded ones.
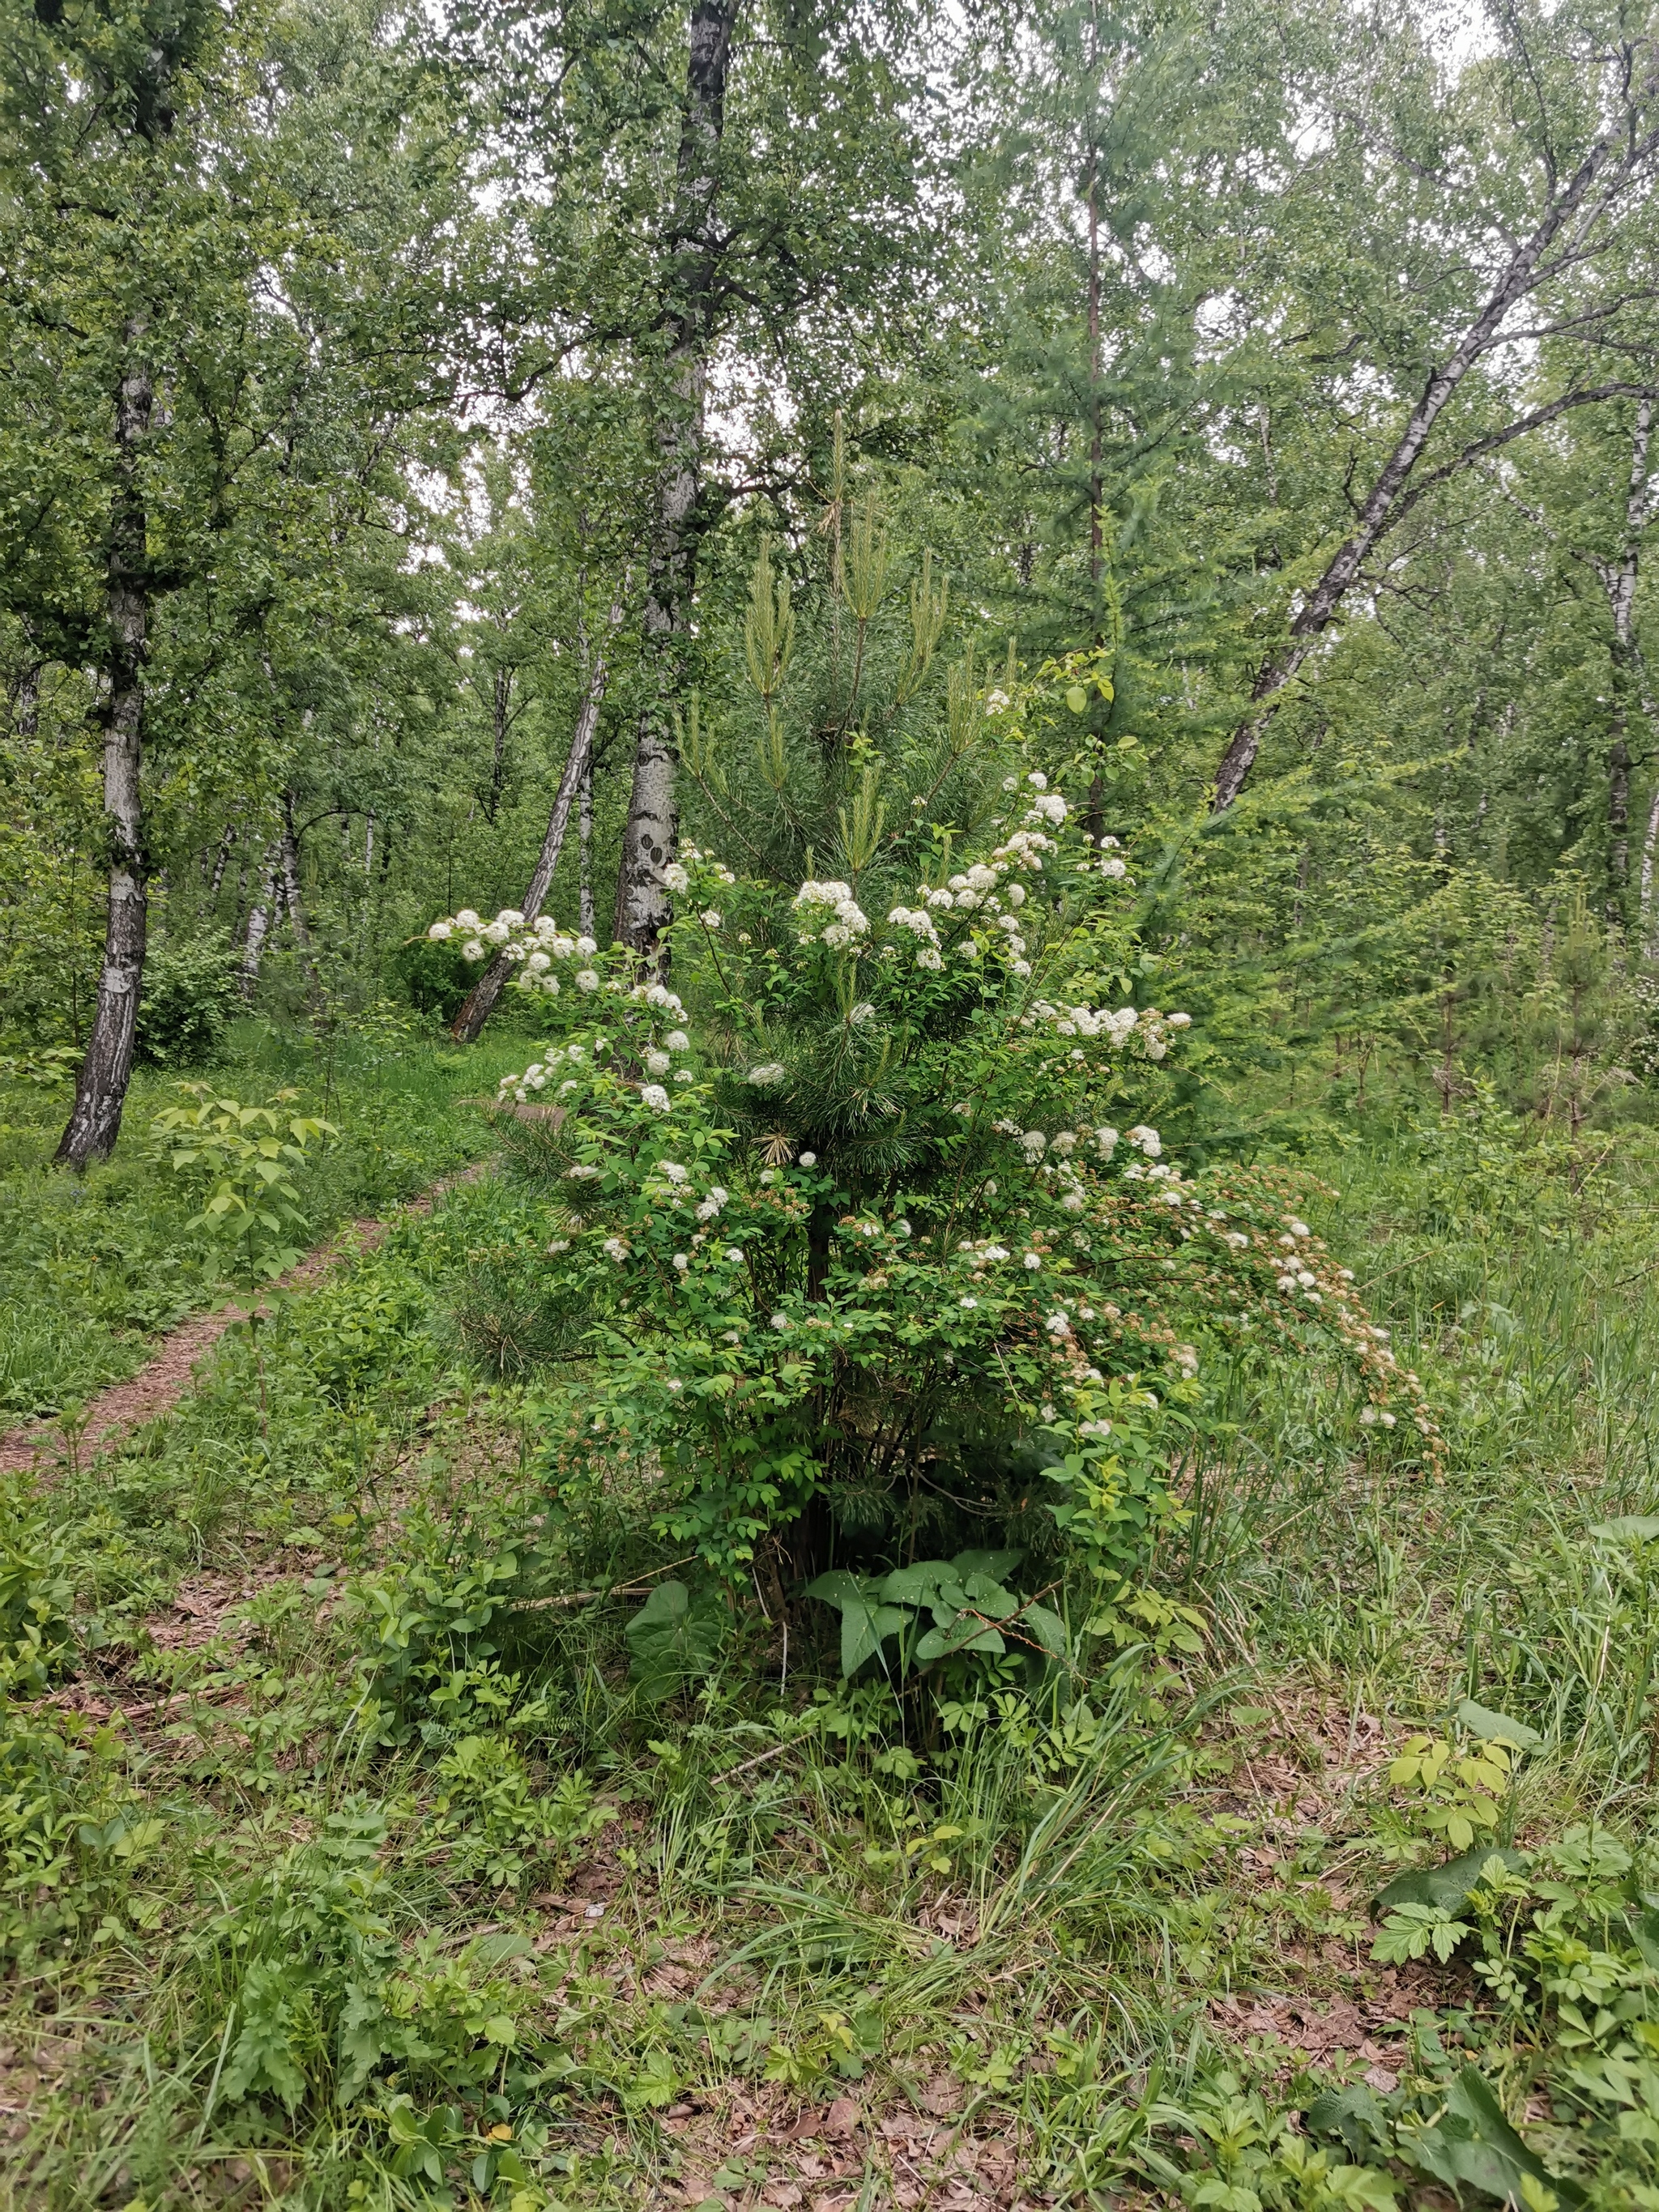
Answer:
[0,1170,480,1481]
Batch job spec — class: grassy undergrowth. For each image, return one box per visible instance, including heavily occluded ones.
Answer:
[2,1106,1658,2210]
[0,1016,531,1422]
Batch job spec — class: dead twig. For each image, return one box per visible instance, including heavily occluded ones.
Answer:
[510,1555,697,1613]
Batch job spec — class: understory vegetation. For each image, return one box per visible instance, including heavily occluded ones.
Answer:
[4,1079,1659,2212]
[6,0,1659,2203]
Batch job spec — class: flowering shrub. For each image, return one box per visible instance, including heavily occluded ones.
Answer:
[433,769,1439,1605]
[432,528,1439,1650]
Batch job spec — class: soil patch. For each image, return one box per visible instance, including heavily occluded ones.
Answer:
[0,1169,481,1480]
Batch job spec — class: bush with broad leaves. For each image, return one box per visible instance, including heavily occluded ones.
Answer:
[431,693,1439,1609]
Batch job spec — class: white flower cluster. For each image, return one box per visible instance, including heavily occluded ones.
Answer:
[1016,1000,1191,1058]
[659,848,736,899]
[429,906,604,993]
[793,880,869,949]
[991,829,1055,874]
[497,1016,695,1106]
[646,1163,733,1235]
[1010,1121,1139,1211]
[886,901,947,970]
[960,1238,1011,1264]
[889,846,1043,974]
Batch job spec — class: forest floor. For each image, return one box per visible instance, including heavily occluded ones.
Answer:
[0,1170,482,1479]
[3,1056,1658,2210]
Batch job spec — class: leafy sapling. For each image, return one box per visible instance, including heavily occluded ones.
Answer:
[151,1084,335,1432]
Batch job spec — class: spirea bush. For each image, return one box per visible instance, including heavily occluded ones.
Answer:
[429,727,1439,1613]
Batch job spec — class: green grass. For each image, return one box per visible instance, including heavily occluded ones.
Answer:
[0,1012,532,1421]
[3,1093,1659,2209]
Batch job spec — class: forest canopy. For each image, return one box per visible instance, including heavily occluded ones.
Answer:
[2,0,1656,1152]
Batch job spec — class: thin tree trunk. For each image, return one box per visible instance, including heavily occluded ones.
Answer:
[613,0,736,960]
[578,753,595,938]
[452,593,624,1044]
[1601,397,1653,904]
[1212,121,1659,810]
[241,846,278,993]
[207,825,236,896]
[1083,0,1107,854]
[1639,730,1659,951]
[279,789,310,951]
[56,336,152,1169]
[15,663,40,738]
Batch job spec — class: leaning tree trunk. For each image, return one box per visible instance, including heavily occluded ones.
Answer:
[451,594,624,1043]
[612,0,736,961]
[56,339,153,1169]
[1210,116,1657,811]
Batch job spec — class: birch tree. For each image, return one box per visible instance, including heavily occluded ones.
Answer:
[1210,0,1659,810]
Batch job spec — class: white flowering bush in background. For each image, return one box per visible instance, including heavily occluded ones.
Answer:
[432,532,1441,1667]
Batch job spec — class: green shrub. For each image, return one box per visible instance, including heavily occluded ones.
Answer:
[392,932,476,1021]
[0,1478,74,1696]
[135,936,241,1068]
[429,548,1434,1627]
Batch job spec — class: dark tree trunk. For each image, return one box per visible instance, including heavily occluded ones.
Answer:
[452,595,623,1044]
[613,0,736,961]
[56,339,152,1169]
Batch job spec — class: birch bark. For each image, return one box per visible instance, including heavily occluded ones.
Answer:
[56,334,153,1168]
[1599,397,1653,901]
[452,591,625,1042]
[1213,106,1659,810]
[612,0,736,960]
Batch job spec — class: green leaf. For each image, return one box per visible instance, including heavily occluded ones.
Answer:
[624,1580,724,1702]
[1405,2065,1584,2206]
[955,1572,1020,1618]
[877,1561,953,1604]
[1306,2084,1391,2162]
[915,1619,1004,1664]
[1590,1515,1659,1542]
[1018,1603,1070,1662]
[1374,1846,1525,1918]
[1454,1699,1541,1750]
[949,1548,1024,1582]
[841,1597,909,1677]
[804,1570,868,1609]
